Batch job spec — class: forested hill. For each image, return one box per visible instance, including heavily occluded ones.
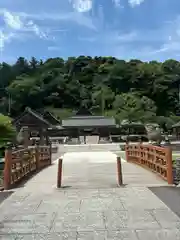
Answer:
[1,56,180,127]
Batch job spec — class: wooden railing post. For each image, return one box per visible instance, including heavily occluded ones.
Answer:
[166,147,173,184]
[125,144,129,161]
[49,143,52,165]
[35,146,40,170]
[4,146,12,190]
[57,158,63,188]
[176,158,180,185]
[117,156,123,186]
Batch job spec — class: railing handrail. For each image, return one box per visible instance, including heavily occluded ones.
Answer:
[12,148,29,154]
[3,144,52,190]
[125,143,173,184]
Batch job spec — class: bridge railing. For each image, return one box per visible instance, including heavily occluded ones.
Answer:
[3,145,52,190]
[125,144,173,184]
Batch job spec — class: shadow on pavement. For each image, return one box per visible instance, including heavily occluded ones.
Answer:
[149,186,180,218]
[0,191,13,205]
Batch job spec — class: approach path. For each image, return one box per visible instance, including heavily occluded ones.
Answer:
[0,148,179,239]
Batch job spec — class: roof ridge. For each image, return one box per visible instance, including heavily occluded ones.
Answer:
[44,111,61,123]
[25,107,51,125]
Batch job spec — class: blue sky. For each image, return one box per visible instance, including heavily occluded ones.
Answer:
[0,0,180,63]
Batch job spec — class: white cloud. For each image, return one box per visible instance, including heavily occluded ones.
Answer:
[27,20,48,39]
[115,31,137,42]
[152,41,180,56]
[3,10,23,30]
[78,18,180,60]
[69,0,93,12]
[128,0,145,7]
[112,0,121,8]
[18,11,96,30]
[82,30,138,44]
[0,30,24,52]
[0,7,97,52]
[146,16,180,56]
[0,30,13,51]
[0,9,50,45]
[111,16,180,60]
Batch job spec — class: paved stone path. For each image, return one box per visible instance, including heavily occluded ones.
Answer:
[0,151,180,239]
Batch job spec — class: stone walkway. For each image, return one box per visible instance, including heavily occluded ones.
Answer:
[0,151,180,239]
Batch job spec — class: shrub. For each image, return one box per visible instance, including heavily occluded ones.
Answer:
[0,114,16,153]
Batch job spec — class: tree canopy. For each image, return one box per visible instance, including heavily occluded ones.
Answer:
[0,114,16,148]
[1,56,180,128]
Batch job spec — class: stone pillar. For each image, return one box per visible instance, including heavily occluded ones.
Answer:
[22,126,30,148]
[176,158,180,185]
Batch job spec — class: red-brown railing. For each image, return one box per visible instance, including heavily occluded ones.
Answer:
[3,145,51,190]
[125,144,173,184]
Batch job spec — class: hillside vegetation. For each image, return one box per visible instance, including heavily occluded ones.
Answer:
[1,56,180,129]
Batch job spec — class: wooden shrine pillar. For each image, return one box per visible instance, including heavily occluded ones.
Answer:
[22,126,30,148]
[39,129,45,145]
[44,129,50,145]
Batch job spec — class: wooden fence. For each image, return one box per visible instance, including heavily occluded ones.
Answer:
[3,145,52,190]
[125,144,173,184]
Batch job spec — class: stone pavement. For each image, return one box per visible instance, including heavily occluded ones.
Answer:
[58,143,122,155]
[0,151,180,239]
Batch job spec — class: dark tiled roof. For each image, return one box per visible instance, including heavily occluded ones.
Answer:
[75,108,92,116]
[26,108,51,125]
[39,110,61,125]
[71,115,106,119]
[172,122,180,128]
[62,116,116,127]
[12,107,51,126]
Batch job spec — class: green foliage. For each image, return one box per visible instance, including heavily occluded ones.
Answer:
[1,56,180,128]
[155,116,175,131]
[45,107,73,120]
[0,114,16,147]
[113,93,156,124]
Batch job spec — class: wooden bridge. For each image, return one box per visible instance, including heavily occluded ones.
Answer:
[0,143,180,239]
[0,143,175,190]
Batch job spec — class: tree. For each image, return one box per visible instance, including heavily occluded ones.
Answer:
[0,114,16,147]
[7,76,41,113]
[13,57,30,75]
[29,57,39,71]
[0,55,180,123]
[92,85,115,114]
[113,93,156,123]
[155,116,175,132]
